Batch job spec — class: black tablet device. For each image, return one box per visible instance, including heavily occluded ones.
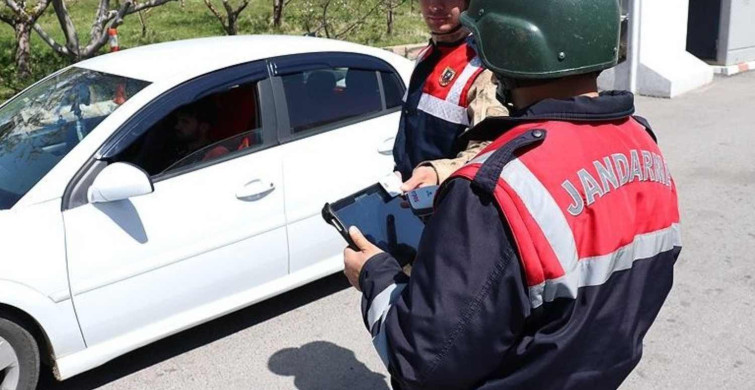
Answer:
[322,184,426,265]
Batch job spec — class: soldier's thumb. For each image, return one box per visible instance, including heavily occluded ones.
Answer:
[349,226,371,251]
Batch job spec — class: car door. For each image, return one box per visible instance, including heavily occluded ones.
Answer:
[62,62,289,347]
[270,53,406,274]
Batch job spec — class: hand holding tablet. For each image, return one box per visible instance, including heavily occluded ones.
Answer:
[322,182,438,265]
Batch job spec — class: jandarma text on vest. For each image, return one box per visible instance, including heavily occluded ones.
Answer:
[562,149,672,216]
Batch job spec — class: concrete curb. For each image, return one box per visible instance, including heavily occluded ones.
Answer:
[383,43,426,60]
[711,61,755,76]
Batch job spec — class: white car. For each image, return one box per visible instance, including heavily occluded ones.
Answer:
[0,35,412,389]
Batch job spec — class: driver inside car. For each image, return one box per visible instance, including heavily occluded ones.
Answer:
[171,100,230,163]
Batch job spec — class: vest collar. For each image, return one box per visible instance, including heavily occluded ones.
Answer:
[431,33,471,48]
[464,90,636,142]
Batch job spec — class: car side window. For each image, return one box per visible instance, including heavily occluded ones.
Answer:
[280,67,382,136]
[115,81,265,176]
[380,71,405,109]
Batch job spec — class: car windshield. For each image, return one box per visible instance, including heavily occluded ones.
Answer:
[0,67,149,210]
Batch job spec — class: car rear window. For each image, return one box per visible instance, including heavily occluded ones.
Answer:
[280,67,382,136]
[381,71,405,109]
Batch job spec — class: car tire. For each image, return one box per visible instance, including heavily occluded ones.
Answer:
[0,318,39,390]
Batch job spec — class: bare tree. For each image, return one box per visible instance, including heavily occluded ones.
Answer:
[273,0,283,27]
[384,0,405,35]
[32,0,176,62]
[272,0,296,28]
[0,0,52,80]
[203,0,250,35]
[136,7,150,38]
[298,0,383,39]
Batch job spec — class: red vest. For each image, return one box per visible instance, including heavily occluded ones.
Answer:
[412,38,485,123]
[394,37,486,178]
[451,118,681,308]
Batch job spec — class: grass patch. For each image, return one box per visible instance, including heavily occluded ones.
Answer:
[0,0,428,101]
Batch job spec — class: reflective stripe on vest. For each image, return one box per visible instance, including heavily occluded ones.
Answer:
[402,45,435,103]
[453,119,682,308]
[409,38,483,126]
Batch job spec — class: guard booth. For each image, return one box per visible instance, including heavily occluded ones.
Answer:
[687,0,755,65]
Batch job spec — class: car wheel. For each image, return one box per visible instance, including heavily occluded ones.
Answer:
[0,318,39,390]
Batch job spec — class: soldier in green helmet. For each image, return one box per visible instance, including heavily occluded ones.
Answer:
[343,1,682,388]
[460,0,623,108]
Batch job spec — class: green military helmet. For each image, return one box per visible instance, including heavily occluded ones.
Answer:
[460,0,621,80]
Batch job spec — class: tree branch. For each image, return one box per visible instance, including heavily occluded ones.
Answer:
[233,0,250,18]
[82,16,118,57]
[128,0,175,14]
[137,7,147,37]
[0,13,13,26]
[335,0,382,39]
[321,0,331,38]
[3,0,25,17]
[205,0,247,35]
[112,0,133,26]
[79,0,174,58]
[30,0,52,21]
[204,0,226,28]
[3,0,51,24]
[33,22,72,57]
[386,0,405,10]
[221,0,234,17]
[90,0,111,44]
[52,0,80,57]
[81,0,131,57]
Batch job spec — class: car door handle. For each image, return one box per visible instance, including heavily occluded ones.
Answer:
[236,179,276,200]
[377,137,396,155]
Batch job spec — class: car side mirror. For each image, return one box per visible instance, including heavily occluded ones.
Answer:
[88,162,154,204]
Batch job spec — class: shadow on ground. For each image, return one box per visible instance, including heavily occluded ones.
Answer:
[39,273,351,390]
[269,341,389,390]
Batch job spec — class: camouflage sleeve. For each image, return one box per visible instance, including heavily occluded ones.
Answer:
[423,141,491,184]
[418,70,506,184]
[465,69,508,127]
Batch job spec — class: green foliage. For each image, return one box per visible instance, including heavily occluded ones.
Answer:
[0,0,427,101]
[0,31,68,97]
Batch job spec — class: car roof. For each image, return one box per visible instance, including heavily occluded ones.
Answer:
[76,35,408,84]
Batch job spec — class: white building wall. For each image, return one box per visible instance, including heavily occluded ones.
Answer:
[600,0,714,98]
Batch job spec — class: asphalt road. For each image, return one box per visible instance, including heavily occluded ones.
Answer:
[40,71,755,390]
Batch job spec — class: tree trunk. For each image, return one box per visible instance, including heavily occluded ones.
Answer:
[138,10,148,38]
[387,6,394,35]
[273,0,283,28]
[227,13,238,35]
[14,23,32,81]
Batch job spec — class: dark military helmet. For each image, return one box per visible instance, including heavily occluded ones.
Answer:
[460,0,622,80]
